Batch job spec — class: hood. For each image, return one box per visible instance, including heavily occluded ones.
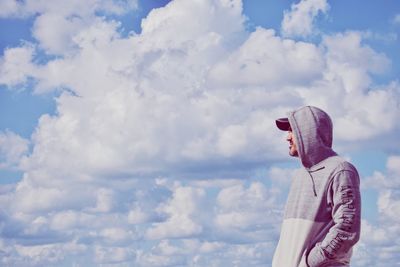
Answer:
[288,106,337,169]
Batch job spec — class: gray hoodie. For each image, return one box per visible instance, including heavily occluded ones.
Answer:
[272,106,361,267]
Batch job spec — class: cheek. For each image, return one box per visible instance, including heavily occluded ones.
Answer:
[292,137,297,147]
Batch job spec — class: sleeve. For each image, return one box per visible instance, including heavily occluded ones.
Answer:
[306,168,361,267]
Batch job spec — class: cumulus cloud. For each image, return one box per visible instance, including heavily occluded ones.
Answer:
[136,239,275,267]
[292,31,399,143]
[352,155,400,266]
[0,0,23,18]
[0,0,138,56]
[0,45,37,87]
[5,1,281,177]
[0,130,29,170]
[32,13,87,55]
[0,176,282,266]
[215,182,280,233]
[0,0,400,266]
[146,186,206,240]
[281,0,329,38]
[208,28,325,88]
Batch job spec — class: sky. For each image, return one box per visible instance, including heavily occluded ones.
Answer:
[0,0,399,266]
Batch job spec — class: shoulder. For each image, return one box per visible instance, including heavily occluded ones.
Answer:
[321,156,360,185]
[330,159,360,189]
[321,155,357,174]
[334,160,359,176]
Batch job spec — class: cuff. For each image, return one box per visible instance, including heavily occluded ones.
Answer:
[307,245,327,267]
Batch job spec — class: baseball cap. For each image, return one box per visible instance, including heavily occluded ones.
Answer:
[275,117,291,131]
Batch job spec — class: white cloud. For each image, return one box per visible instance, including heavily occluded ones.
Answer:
[94,245,135,264]
[32,13,86,55]
[208,28,325,88]
[217,124,248,157]
[361,31,398,44]
[281,0,329,37]
[3,18,397,177]
[12,185,71,213]
[49,210,87,231]
[135,238,274,267]
[146,186,206,240]
[91,188,115,213]
[11,16,285,177]
[0,0,24,18]
[0,0,138,56]
[0,130,29,170]
[214,182,282,242]
[323,31,390,80]
[127,205,150,224]
[267,166,299,203]
[268,166,296,187]
[141,0,244,48]
[295,31,399,142]
[0,45,36,87]
[352,155,400,266]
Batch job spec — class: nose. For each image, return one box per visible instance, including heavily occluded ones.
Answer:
[286,131,292,141]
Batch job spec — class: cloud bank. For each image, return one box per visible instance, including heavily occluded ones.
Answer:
[0,0,399,266]
[281,0,329,38]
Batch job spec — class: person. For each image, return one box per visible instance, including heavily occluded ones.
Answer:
[272,106,361,267]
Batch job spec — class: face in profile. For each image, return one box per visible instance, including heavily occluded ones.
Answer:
[286,128,298,157]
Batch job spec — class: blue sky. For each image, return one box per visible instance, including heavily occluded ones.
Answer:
[0,0,399,266]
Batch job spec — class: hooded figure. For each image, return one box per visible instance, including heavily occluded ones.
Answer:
[272,106,361,267]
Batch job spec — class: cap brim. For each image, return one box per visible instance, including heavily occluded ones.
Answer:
[275,118,290,131]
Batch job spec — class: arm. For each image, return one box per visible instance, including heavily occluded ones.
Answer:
[307,169,361,267]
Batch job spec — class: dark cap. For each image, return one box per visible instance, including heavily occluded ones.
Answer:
[275,117,290,131]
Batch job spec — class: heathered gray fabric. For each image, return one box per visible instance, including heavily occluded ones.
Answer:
[274,106,361,267]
